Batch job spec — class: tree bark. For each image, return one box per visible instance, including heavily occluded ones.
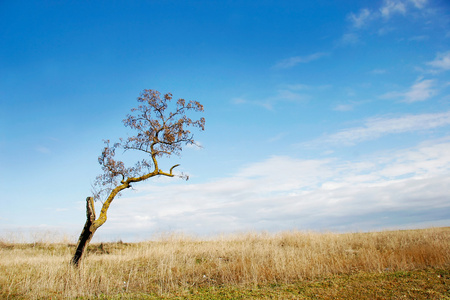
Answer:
[72,197,97,266]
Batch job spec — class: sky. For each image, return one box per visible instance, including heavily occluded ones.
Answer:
[1,0,450,242]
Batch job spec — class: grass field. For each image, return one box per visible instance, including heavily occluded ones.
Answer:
[1,227,449,299]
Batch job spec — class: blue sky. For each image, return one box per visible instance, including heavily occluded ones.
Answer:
[1,0,450,241]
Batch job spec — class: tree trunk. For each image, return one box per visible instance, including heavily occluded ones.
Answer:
[72,197,97,266]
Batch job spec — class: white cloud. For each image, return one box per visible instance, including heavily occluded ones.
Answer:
[340,0,431,50]
[346,0,429,32]
[409,0,427,9]
[267,132,288,143]
[409,35,428,41]
[333,104,354,112]
[100,138,450,239]
[426,51,450,71]
[339,33,360,46]
[377,26,396,36]
[381,78,437,103]
[305,111,450,146]
[333,99,367,112]
[370,68,387,74]
[348,8,372,28]
[36,146,51,154]
[403,79,436,102]
[274,52,329,69]
[232,88,308,110]
[276,89,307,102]
[380,0,407,18]
[231,97,247,105]
[283,83,310,90]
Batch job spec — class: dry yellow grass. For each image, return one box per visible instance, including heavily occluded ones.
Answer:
[1,227,449,299]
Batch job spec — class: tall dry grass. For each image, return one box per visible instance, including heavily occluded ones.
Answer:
[1,227,449,298]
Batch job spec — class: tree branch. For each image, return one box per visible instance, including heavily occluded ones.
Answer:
[170,164,180,174]
[92,181,131,230]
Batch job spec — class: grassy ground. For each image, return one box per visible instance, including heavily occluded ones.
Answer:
[1,227,449,299]
[97,268,450,299]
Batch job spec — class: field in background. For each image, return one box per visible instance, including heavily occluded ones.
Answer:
[1,227,449,299]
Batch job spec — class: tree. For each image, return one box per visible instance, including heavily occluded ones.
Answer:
[71,89,205,266]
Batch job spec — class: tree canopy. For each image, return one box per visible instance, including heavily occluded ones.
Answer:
[72,89,205,266]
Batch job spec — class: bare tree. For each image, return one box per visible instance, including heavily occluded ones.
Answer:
[71,89,205,266]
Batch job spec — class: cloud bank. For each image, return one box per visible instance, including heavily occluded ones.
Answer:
[98,136,450,240]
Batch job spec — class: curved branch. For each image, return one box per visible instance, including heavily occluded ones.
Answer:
[170,164,180,174]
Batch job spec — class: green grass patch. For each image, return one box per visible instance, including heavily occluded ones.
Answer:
[89,268,450,299]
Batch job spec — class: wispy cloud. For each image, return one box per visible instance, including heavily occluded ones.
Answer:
[348,8,372,28]
[36,146,51,154]
[409,35,428,41]
[274,52,329,69]
[409,0,427,9]
[267,132,288,143]
[282,84,310,90]
[333,104,355,112]
[343,0,429,41]
[305,111,450,147]
[403,79,436,102]
[380,0,428,18]
[232,88,309,110]
[380,0,407,18]
[381,78,437,103]
[426,51,450,71]
[339,33,360,46]
[370,68,388,74]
